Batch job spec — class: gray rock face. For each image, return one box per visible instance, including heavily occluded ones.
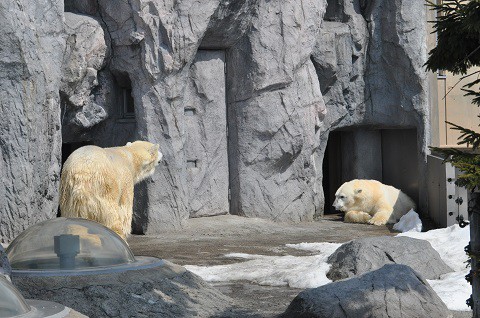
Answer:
[314,0,428,129]
[78,0,328,231]
[0,0,432,240]
[185,51,229,218]
[227,0,327,221]
[312,0,368,130]
[60,12,108,133]
[0,0,65,242]
[13,261,245,318]
[327,236,452,281]
[284,264,452,318]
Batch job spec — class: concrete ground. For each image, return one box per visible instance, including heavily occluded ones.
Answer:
[128,214,471,318]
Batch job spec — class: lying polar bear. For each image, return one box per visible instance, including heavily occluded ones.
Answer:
[333,179,416,226]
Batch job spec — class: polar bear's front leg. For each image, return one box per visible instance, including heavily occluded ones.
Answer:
[368,205,393,226]
[115,186,134,241]
[344,211,372,223]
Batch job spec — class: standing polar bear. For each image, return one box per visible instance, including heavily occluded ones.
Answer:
[59,141,162,240]
[333,179,416,226]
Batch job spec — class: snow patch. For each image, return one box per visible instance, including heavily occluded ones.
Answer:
[427,269,471,311]
[392,209,422,233]
[398,224,470,311]
[285,242,342,253]
[398,224,469,271]
[185,243,340,289]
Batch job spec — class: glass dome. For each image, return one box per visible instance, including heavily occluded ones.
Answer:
[0,276,30,317]
[6,218,135,272]
[0,276,69,318]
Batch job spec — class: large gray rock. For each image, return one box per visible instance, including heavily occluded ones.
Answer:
[327,236,452,281]
[13,260,246,318]
[0,0,65,242]
[283,264,452,318]
[312,0,368,129]
[227,0,327,221]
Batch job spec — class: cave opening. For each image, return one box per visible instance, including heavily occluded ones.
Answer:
[322,128,419,215]
[324,0,345,22]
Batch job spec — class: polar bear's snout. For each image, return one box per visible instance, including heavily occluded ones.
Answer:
[332,196,343,211]
[156,151,163,165]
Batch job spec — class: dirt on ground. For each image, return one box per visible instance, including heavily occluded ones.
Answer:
[128,214,471,318]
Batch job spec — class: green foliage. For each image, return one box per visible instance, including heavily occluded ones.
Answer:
[426,0,480,191]
[426,0,480,75]
[433,145,480,190]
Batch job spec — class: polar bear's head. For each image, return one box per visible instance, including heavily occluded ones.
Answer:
[332,180,363,212]
[126,141,163,182]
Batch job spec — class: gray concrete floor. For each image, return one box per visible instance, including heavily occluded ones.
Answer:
[128,214,472,318]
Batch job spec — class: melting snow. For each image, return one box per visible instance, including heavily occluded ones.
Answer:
[393,209,422,233]
[185,243,340,289]
[186,224,471,312]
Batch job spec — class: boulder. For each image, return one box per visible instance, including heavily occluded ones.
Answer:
[327,236,452,281]
[13,260,246,318]
[283,264,452,318]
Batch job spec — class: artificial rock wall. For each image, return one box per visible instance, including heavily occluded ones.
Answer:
[0,0,429,242]
[0,0,65,241]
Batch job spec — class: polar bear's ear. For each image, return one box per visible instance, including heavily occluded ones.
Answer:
[149,144,159,154]
[126,142,132,147]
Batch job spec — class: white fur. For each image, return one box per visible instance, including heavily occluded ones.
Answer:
[333,179,416,226]
[60,141,162,240]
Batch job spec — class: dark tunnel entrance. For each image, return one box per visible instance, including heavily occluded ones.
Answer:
[322,128,419,215]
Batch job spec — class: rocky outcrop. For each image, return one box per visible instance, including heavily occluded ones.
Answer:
[226,0,327,221]
[283,264,451,318]
[314,0,428,129]
[326,236,452,281]
[60,13,108,136]
[0,0,65,242]
[13,261,246,318]
[312,0,368,129]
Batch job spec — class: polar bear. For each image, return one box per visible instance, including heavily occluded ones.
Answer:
[333,179,416,226]
[59,141,162,240]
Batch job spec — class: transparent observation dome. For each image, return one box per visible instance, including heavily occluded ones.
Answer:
[0,276,69,318]
[0,275,30,317]
[6,217,137,274]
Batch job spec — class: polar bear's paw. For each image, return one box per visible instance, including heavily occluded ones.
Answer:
[344,211,372,223]
[368,213,389,226]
